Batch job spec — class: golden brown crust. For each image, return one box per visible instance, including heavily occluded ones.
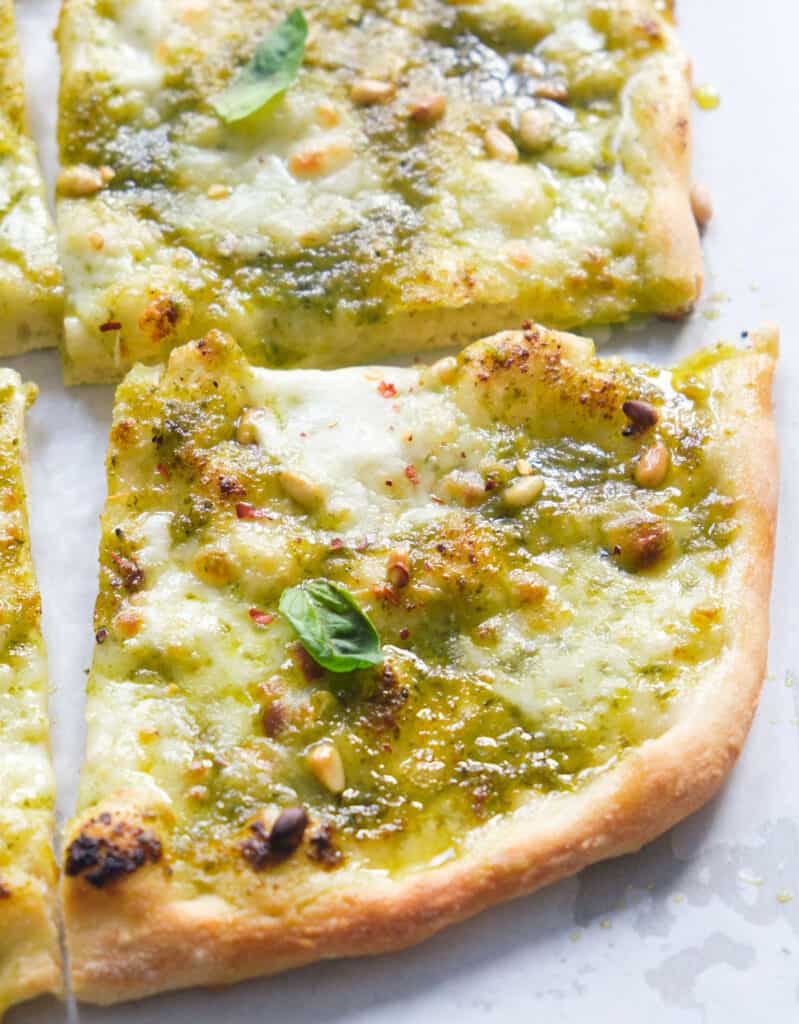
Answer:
[63,327,778,1006]
[629,38,704,314]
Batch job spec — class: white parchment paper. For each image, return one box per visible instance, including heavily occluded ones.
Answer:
[8,1,799,1020]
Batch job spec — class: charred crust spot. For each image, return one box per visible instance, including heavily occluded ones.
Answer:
[307,823,343,868]
[241,807,309,870]
[270,807,309,855]
[138,294,180,343]
[110,550,144,591]
[65,814,162,888]
[240,820,271,869]
[362,662,410,736]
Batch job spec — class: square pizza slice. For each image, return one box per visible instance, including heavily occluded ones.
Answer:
[57,0,703,382]
[0,0,63,354]
[63,322,776,1003]
[0,371,60,1015]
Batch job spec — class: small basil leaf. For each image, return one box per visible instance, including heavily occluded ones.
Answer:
[279,579,382,673]
[211,8,308,124]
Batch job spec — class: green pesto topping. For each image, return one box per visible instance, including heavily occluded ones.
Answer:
[72,330,755,888]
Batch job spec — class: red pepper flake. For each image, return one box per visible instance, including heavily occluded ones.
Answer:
[100,320,122,332]
[377,380,397,398]
[95,627,108,644]
[430,495,444,505]
[329,537,344,550]
[249,608,274,626]
[404,464,420,485]
[236,502,270,520]
[156,462,170,479]
[399,627,410,641]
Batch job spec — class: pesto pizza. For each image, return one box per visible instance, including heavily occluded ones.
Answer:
[63,322,776,1003]
[57,0,702,383]
[0,372,60,1015]
[0,0,63,354]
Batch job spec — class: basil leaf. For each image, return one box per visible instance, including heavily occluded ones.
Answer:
[211,9,308,123]
[279,579,382,673]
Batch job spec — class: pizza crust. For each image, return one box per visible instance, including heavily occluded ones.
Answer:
[63,325,777,1005]
[0,373,61,1015]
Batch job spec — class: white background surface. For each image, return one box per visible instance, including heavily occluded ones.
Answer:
[6,0,799,1020]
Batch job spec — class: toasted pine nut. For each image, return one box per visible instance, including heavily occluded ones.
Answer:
[308,742,346,794]
[634,442,670,488]
[57,164,112,197]
[518,107,555,151]
[484,126,518,162]
[503,475,544,508]
[386,549,410,589]
[351,78,395,105]
[409,93,446,124]
[280,470,323,510]
[235,409,260,446]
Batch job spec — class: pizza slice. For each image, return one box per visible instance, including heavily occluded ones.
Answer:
[0,371,60,1015]
[0,0,63,354]
[57,0,702,383]
[63,322,777,1004]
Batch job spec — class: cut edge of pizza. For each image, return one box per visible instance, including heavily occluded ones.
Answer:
[62,321,777,1005]
[0,370,61,1016]
[0,0,63,356]
[56,0,702,384]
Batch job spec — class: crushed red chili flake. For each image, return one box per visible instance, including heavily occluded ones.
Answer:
[377,380,397,398]
[430,495,444,504]
[399,627,410,641]
[156,463,170,479]
[99,320,122,332]
[249,608,274,626]
[329,537,344,550]
[374,584,400,605]
[95,627,108,644]
[404,465,420,485]
[236,502,270,520]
